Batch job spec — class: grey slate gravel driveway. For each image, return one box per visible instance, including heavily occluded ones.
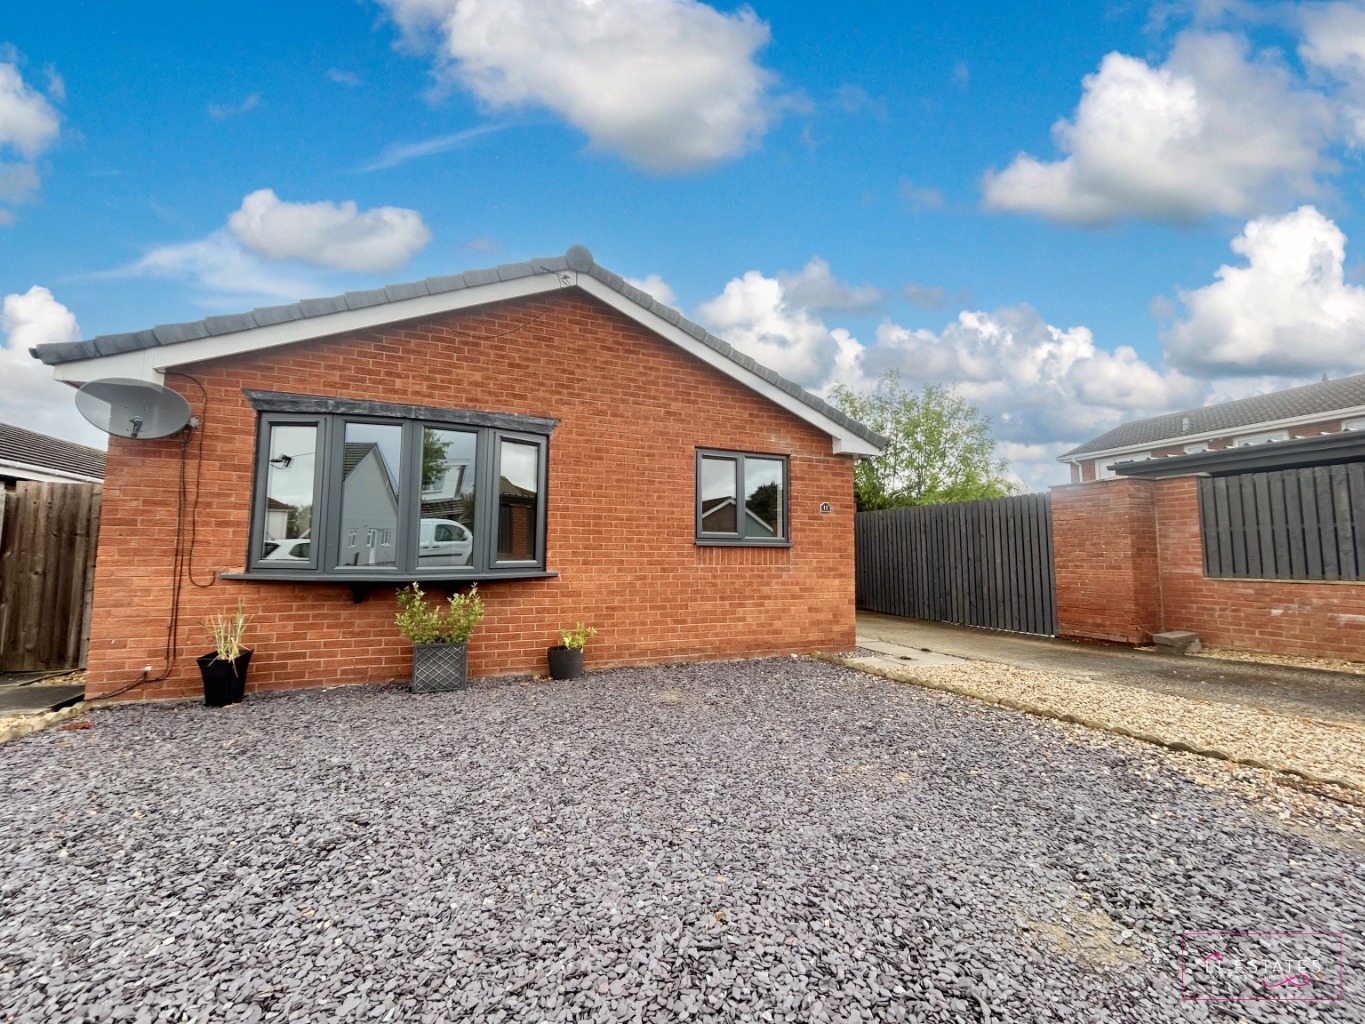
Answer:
[1,658,1361,1023]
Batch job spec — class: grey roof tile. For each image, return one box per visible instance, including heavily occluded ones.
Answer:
[31,245,887,450]
[1063,373,1365,458]
[344,289,389,311]
[200,314,254,337]
[298,296,349,318]
[383,281,431,302]
[252,303,305,327]
[0,421,106,480]
[424,274,468,294]
[461,268,499,287]
[495,262,534,282]
[153,321,212,345]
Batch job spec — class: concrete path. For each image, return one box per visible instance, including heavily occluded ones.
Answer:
[0,674,84,716]
[857,612,1365,727]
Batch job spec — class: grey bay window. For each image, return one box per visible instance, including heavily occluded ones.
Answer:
[243,391,555,581]
[696,449,789,545]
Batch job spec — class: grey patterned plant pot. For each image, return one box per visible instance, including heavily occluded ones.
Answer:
[410,641,469,693]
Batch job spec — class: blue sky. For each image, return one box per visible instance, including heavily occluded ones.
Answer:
[6,0,1365,487]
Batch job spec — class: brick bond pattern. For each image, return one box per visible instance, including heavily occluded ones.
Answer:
[1054,477,1365,659]
[86,292,855,700]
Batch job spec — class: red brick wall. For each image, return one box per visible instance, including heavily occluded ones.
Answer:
[1052,475,1365,659]
[1154,476,1365,659]
[86,290,857,700]
[1052,479,1162,644]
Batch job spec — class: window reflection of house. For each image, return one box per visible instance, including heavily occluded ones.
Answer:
[339,442,399,566]
[498,476,538,561]
[700,496,776,537]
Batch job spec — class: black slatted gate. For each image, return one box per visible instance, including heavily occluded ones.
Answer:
[854,493,1056,636]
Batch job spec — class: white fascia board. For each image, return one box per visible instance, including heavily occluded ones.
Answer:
[574,276,880,457]
[0,460,102,484]
[50,274,570,386]
[1063,403,1365,466]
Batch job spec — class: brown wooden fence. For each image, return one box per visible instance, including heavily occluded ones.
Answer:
[855,493,1057,636]
[0,482,102,671]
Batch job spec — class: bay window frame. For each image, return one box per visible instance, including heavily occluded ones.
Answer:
[238,391,556,583]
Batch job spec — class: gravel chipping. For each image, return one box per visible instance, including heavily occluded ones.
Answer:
[1,657,1362,1023]
[848,659,1365,791]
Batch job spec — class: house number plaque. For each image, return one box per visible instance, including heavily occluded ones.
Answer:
[819,502,833,514]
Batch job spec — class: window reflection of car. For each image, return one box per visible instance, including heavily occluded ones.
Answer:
[419,519,473,565]
[262,538,311,561]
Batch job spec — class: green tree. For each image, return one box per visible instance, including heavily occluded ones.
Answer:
[830,370,1019,510]
[421,431,451,490]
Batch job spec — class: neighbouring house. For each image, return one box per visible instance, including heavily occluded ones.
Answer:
[31,245,885,701]
[0,422,105,488]
[1058,373,1365,483]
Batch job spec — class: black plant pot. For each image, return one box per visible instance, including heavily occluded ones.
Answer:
[197,650,252,707]
[547,645,583,680]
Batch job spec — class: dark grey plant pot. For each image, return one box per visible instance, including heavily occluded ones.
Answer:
[547,645,583,680]
[410,641,469,693]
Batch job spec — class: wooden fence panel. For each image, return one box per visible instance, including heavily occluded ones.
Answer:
[1199,463,1365,581]
[855,492,1057,636]
[0,482,102,671]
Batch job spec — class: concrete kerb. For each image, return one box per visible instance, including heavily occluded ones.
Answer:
[0,703,91,745]
[816,653,1363,795]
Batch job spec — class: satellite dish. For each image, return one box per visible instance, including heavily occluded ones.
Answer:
[75,378,192,440]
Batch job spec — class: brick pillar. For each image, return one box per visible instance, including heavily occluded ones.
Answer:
[1051,479,1162,645]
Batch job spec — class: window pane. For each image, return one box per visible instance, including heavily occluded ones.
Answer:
[700,456,737,533]
[418,428,477,567]
[261,424,316,562]
[336,423,401,568]
[744,458,784,538]
[497,440,539,561]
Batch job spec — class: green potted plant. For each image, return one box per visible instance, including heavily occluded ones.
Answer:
[396,582,484,693]
[198,601,251,707]
[547,622,597,680]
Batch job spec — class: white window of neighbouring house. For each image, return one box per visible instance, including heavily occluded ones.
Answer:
[246,393,554,579]
[1344,417,1365,431]
[1235,430,1289,447]
[696,449,789,545]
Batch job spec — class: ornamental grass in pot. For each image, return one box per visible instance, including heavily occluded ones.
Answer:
[198,602,251,707]
[547,622,597,680]
[396,582,484,693]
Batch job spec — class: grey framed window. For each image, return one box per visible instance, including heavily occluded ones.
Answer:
[696,449,789,546]
[243,392,555,580]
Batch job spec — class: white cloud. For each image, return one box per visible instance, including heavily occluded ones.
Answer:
[0,287,104,447]
[116,231,326,305]
[695,269,859,389]
[226,189,431,273]
[378,0,776,173]
[1299,1,1365,143]
[1164,205,1365,375]
[360,124,504,172]
[0,57,61,224]
[207,93,260,121]
[778,257,883,312]
[983,32,1331,224]
[625,274,677,307]
[327,69,362,87]
[697,260,1206,488]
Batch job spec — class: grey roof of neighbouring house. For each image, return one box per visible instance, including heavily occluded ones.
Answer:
[31,245,887,451]
[0,422,106,481]
[1060,373,1365,459]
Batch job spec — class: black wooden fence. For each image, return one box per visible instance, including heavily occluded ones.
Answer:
[855,493,1056,636]
[1199,465,1365,581]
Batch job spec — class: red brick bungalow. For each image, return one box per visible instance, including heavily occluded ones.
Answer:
[33,246,885,700]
